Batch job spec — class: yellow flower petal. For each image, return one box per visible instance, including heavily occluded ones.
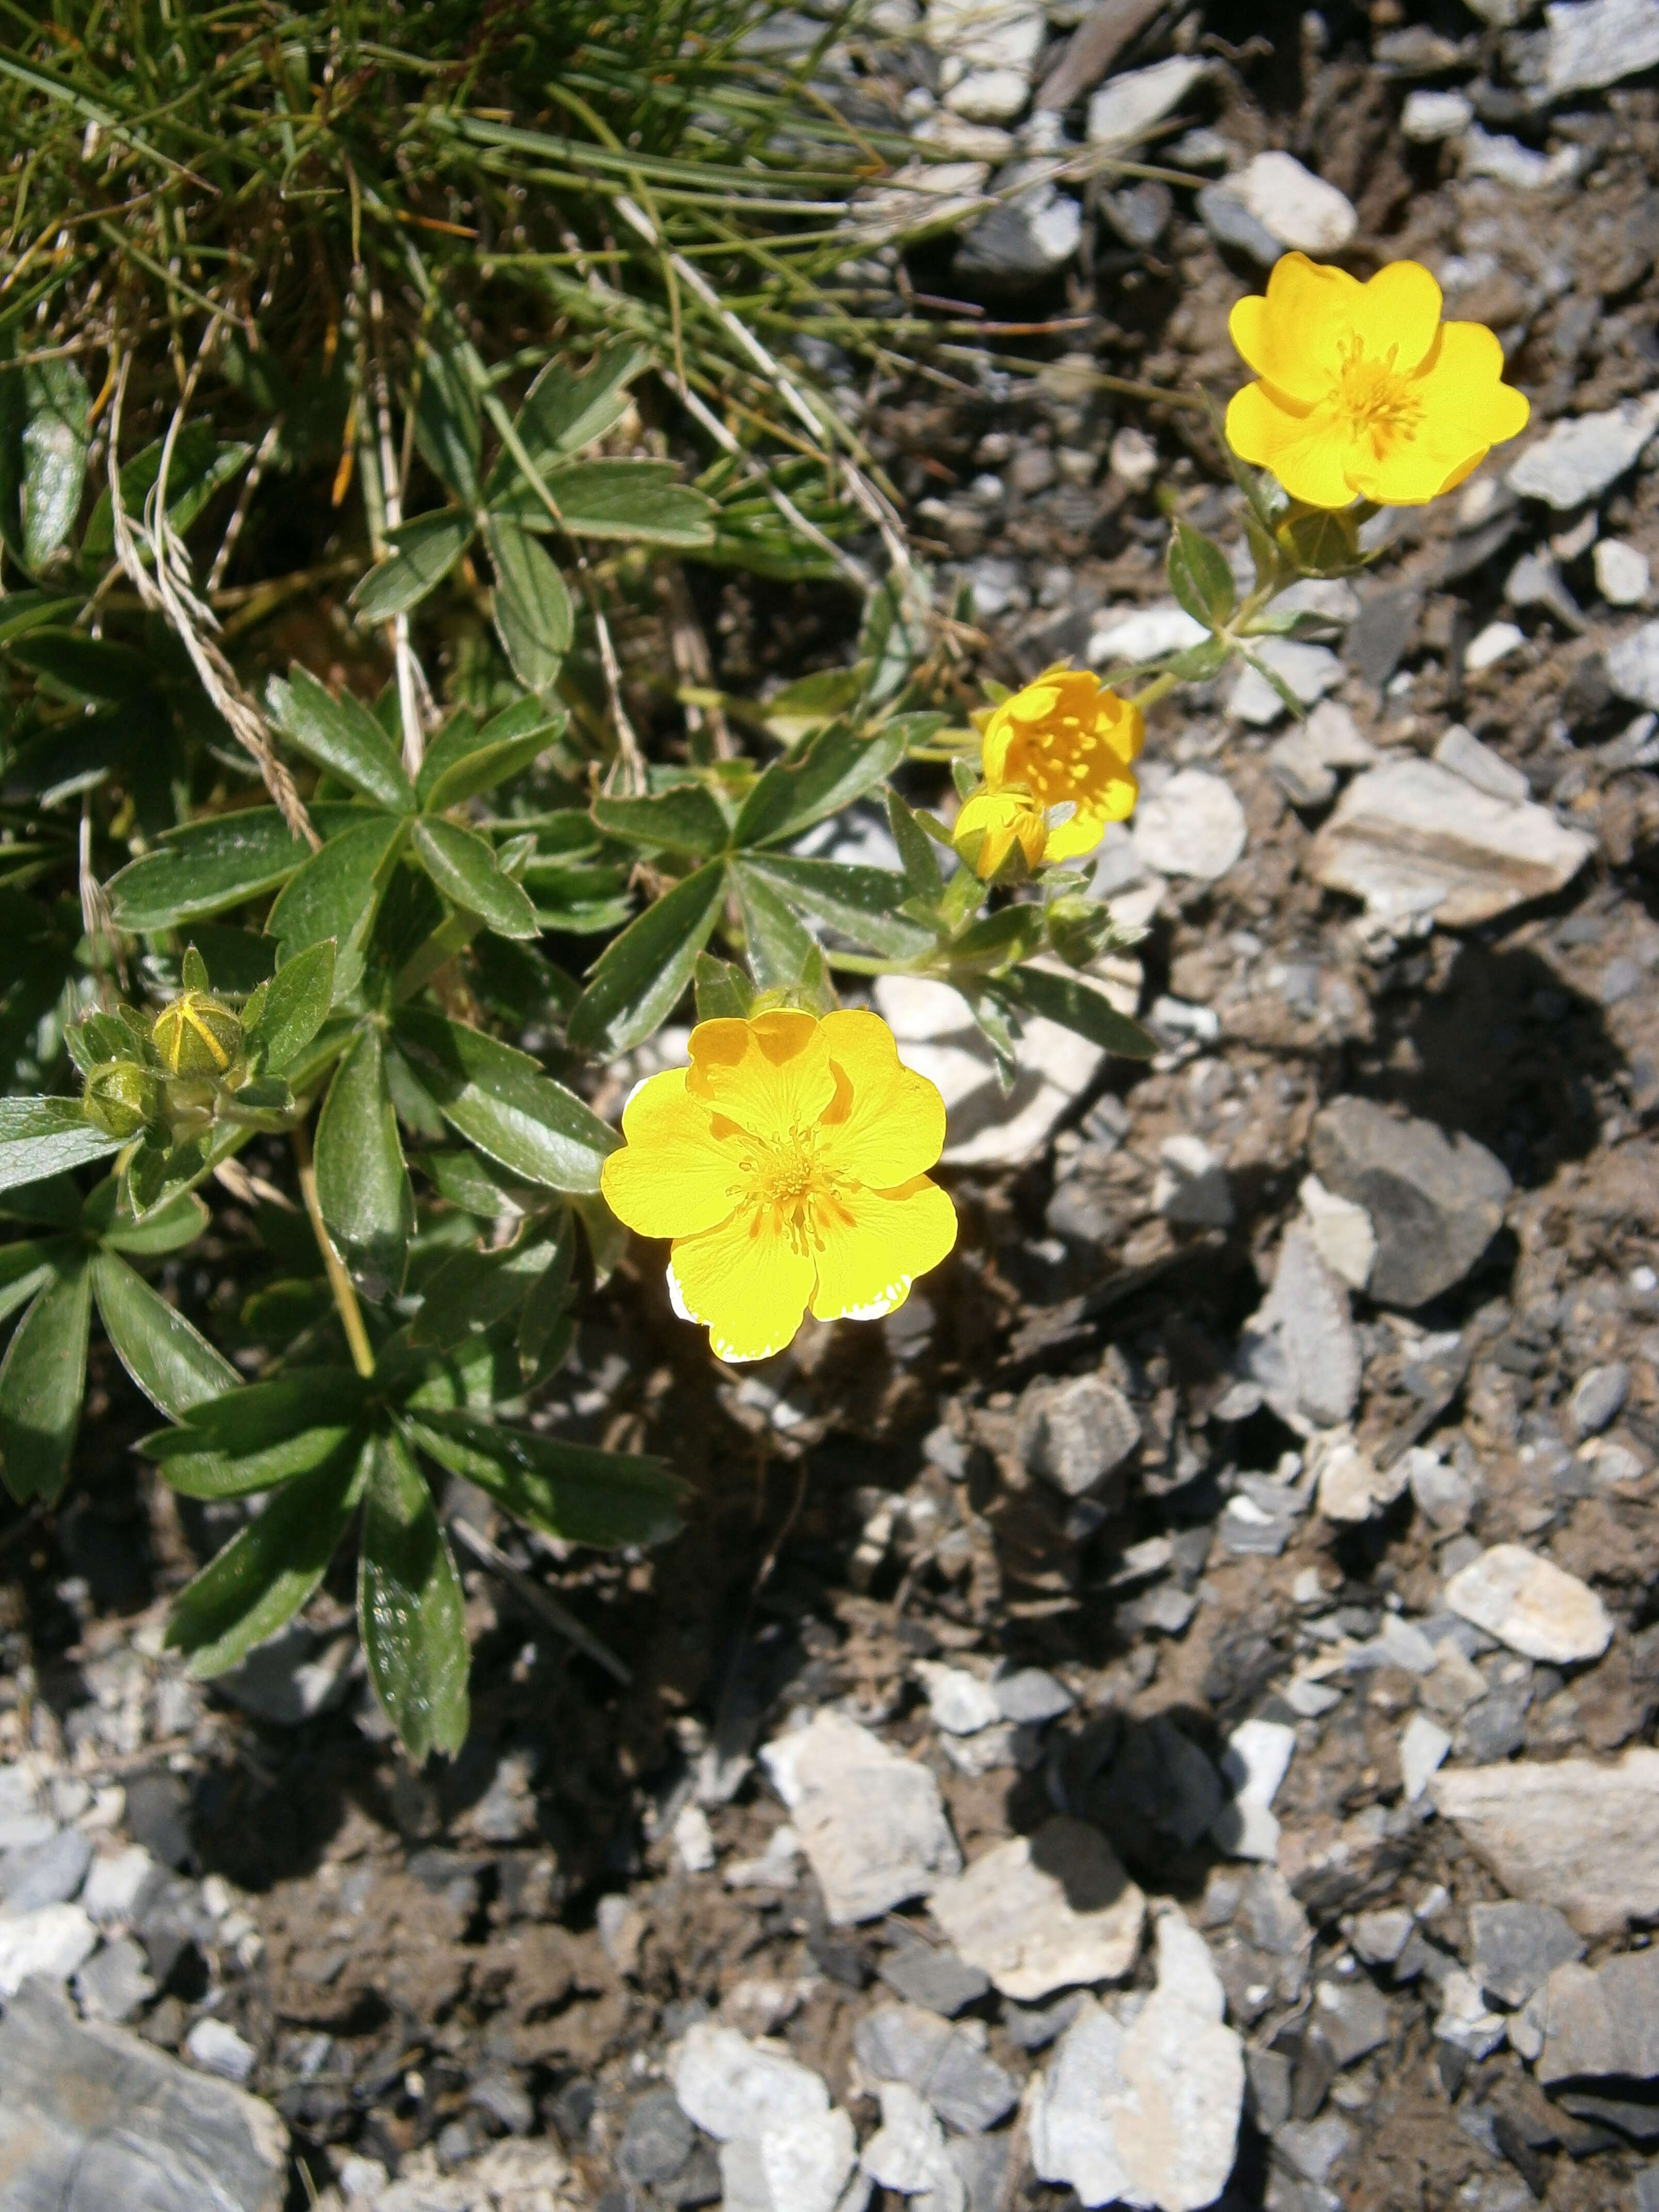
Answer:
[807,1176,958,1323]
[815,1009,946,1187]
[1345,258,1444,377]
[686,1010,835,1143]
[600,1068,739,1240]
[955,785,1046,879]
[1226,381,1356,509]
[1229,253,1360,403]
[668,1208,814,1363]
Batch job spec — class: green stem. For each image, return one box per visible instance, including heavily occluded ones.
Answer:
[1126,670,1179,715]
[292,1118,375,1380]
[825,951,907,975]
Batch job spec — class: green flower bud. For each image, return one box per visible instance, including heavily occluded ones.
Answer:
[153,989,242,1078]
[85,1061,162,1140]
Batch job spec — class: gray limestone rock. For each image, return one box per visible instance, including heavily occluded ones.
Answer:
[1309,1097,1511,1309]
[759,1712,961,1925]
[1508,394,1659,508]
[877,1940,991,2018]
[929,1817,1145,2001]
[1444,1544,1612,1665]
[1311,1976,1392,2066]
[0,1978,285,2211]
[1537,1949,1659,2084]
[1468,1900,1585,2009]
[1239,1225,1362,1432]
[1433,1748,1659,1936]
[1546,0,1659,92]
[1566,1362,1631,1441]
[1016,1372,1141,1498]
[852,2004,1018,2133]
[0,1825,93,1913]
[73,1934,157,2024]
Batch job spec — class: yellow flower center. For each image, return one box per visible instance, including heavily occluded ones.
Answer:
[729,1122,850,1254]
[1331,334,1421,457]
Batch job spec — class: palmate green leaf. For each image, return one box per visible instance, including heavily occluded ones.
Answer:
[416,1148,542,1219]
[511,343,648,469]
[21,359,89,569]
[591,784,730,857]
[0,1258,91,1504]
[413,818,540,939]
[410,1234,560,1350]
[269,670,415,812]
[993,964,1157,1059]
[267,814,407,998]
[692,953,755,1022]
[729,859,819,990]
[741,854,935,961]
[246,939,337,1070]
[1167,519,1237,631]
[483,515,572,694]
[0,1237,69,1326]
[517,1216,576,1379]
[511,459,714,547]
[352,509,475,622]
[108,804,361,931]
[150,1419,365,1500]
[8,630,154,704]
[165,1435,367,1677]
[408,1408,685,1549]
[151,1369,370,1457]
[315,1028,413,1299]
[0,1099,124,1196]
[360,1428,470,1763]
[91,1251,238,1420]
[417,697,559,812]
[415,344,482,506]
[566,861,725,1056]
[733,716,911,849]
[82,1180,208,1256]
[395,1008,617,1193]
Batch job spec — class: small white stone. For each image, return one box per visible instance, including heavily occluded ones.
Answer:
[756,1710,960,1924]
[1401,88,1474,140]
[916,1661,1002,1736]
[722,2106,859,2212]
[1086,57,1208,147]
[1400,1714,1453,1803]
[1109,426,1159,493]
[0,1902,97,1995]
[1089,603,1208,667]
[674,2022,832,2141]
[80,1844,163,1928]
[1212,1719,1296,1862]
[1433,723,1530,803]
[945,64,1031,119]
[1508,392,1659,510]
[1466,620,1524,673]
[337,2155,391,2202]
[1316,1440,1398,1524]
[1299,1173,1376,1291]
[723,1825,801,1891]
[1435,1968,1508,2059]
[1461,125,1580,189]
[1132,768,1247,882]
[861,2081,957,2197]
[184,2016,257,2083]
[929,1817,1146,2000]
[673,1803,718,1874]
[1595,538,1651,606]
[1228,639,1343,726]
[926,0,1045,73]
[1153,1134,1234,1229]
[1230,151,1357,254]
[1546,0,1659,96]
[1444,1544,1613,1665]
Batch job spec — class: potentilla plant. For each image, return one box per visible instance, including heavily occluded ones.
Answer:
[0,254,1528,1761]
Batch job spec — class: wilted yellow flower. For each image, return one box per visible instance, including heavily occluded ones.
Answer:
[955,669,1144,880]
[1225,253,1529,510]
[600,1009,956,1363]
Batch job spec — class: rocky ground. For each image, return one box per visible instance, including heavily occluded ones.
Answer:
[7,0,1659,2208]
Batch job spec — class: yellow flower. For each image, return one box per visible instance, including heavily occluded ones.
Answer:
[1225,253,1529,510]
[956,669,1144,880]
[599,1009,956,1363]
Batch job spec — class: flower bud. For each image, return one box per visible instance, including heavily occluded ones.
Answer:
[153,989,242,1078]
[85,1061,162,1140]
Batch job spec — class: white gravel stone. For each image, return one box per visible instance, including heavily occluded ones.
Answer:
[721,2106,859,2212]
[185,2017,257,2084]
[1508,392,1659,510]
[1086,58,1208,147]
[926,0,1045,73]
[673,1803,718,1874]
[1088,603,1208,666]
[929,1816,1146,2000]
[759,1710,960,1923]
[1240,1224,1362,1433]
[1132,768,1247,882]
[1030,1909,1244,2211]
[80,1843,165,1928]
[1433,1747,1659,1936]
[1433,724,1530,805]
[1607,620,1659,709]
[1308,757,1593,927]
[874,972,1114,1170]
[673,2022,832,2141]
[1465,620,1524,672]
[1401,88,1474,139]
[861,2081,959,2201]
[1400,1715,1453,1802]
[1212,1719,1296,1862]
[1316,1439,1405,1524]
[1230,151,1357,253]
[944,64,1031,119]
[1153,1134,1234,1229]
[1460,125,1580,189]
[0,1901,97,1995]
[1545,0,1659,94]
[1595,538,1651,606]
[1109,426,1159,492]
[1299,1173,1376,1291]
[915,1662,1002,1736]
[1435,1969,1508,2060]
[1444,1543,1612,1664]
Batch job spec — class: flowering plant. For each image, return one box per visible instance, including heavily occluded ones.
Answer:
[0,252,1525,1758]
